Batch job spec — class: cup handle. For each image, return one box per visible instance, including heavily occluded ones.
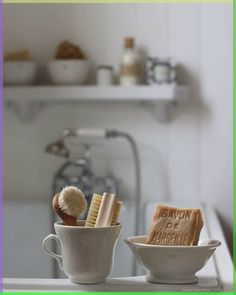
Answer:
[43,234,63,270]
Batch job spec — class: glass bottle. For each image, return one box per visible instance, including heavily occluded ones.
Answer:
[120,37,140,86]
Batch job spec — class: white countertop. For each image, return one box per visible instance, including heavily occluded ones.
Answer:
[3,205,233,292]
[3,275,226,292]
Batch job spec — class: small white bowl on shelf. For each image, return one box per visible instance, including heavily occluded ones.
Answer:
[4,61,37,86]
[125,236,221,284]
[47,60,90,85]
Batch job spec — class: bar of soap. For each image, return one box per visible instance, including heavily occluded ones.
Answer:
[146,204,204,246]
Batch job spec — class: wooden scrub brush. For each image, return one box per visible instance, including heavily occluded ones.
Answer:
[85,192,122,227]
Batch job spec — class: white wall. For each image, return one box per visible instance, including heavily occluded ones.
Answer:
[200,4,232,249]
[4,3,232,277]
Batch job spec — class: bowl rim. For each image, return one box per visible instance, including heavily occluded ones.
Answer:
[48,59,89,64]
[125,235,221,248]
[4,60,36,65]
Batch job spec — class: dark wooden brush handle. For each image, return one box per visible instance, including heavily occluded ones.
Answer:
[52,193,78,226]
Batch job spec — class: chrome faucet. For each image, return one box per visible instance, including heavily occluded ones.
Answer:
[52,144,120,211]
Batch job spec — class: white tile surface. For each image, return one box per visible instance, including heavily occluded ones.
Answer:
[4,201,52,278]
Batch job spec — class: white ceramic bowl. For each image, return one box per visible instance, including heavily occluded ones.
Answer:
[125,235,221,284]
[4,61,37,85]
[48,60,90,85]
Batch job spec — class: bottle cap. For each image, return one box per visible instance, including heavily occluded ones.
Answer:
[124,37,134,48]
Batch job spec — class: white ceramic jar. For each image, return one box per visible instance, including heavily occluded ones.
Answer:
[97,66,113,86]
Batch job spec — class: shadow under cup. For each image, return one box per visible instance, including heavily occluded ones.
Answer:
[43,221,122,284]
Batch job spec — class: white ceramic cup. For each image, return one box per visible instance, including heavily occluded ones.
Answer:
[43,221,121,284]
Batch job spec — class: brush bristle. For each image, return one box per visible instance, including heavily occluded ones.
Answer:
[111,201,122,226]
[85,194,102,227]
[58,186,87,217]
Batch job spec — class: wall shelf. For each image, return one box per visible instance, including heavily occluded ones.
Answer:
[4,84,189,122]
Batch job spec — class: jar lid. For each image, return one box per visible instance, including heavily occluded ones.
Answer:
[97,65,113,70]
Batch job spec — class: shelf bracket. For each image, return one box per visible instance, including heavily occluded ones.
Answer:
[142,101,175,123]
[5,100,45,121]
[152,101,171,123]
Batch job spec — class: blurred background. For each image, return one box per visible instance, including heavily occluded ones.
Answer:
[3,3,232,279]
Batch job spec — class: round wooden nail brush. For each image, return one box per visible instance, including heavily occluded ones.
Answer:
[52,186,87,226]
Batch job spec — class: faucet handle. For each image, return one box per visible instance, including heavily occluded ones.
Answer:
[82,144,91,161]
